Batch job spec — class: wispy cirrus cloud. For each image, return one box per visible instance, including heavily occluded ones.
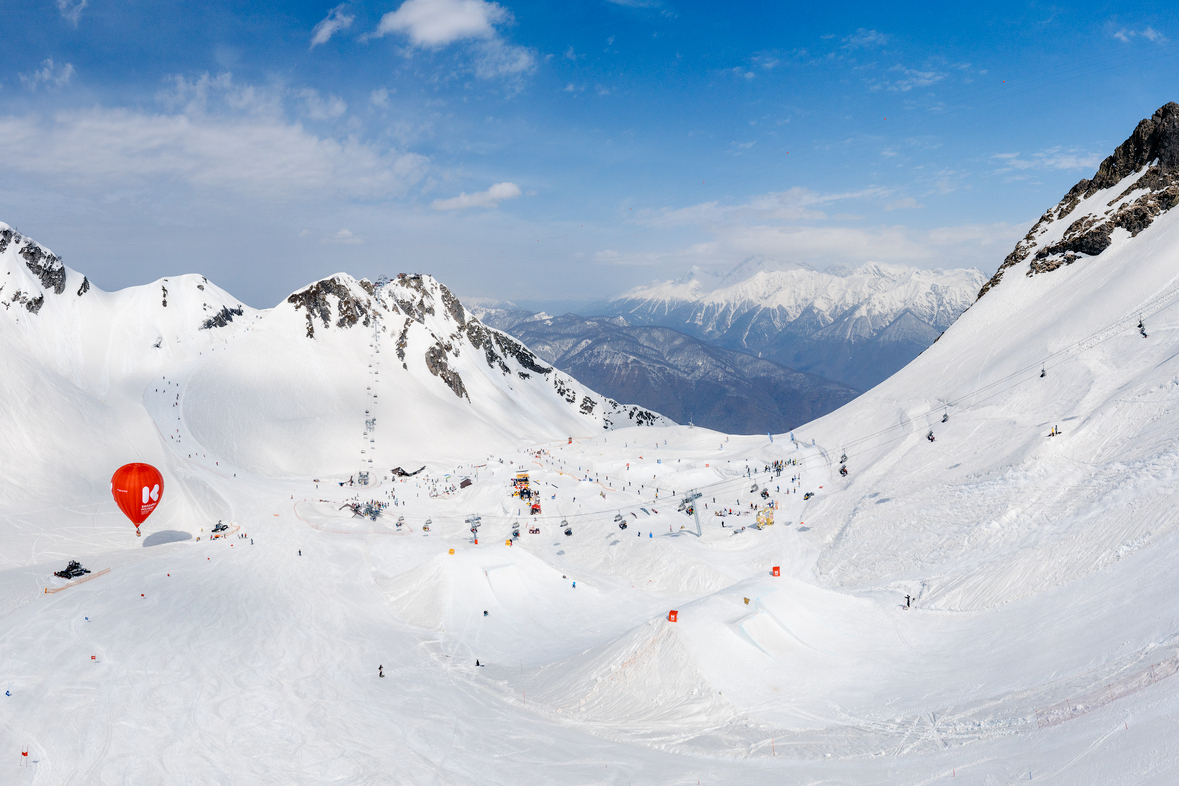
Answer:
[842,28,889,49]
[310,4,355,48]
[1112,25,1167,43]
[55,0,87,26]
[991,147,1102,173]
[431,181,522,210]
[632,186,895,227]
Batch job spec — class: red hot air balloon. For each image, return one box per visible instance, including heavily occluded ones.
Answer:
[111,463,164,536]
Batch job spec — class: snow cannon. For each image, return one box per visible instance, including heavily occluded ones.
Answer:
[111,463,164,537]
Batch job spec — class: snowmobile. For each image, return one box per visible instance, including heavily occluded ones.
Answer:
[54,561,90,580]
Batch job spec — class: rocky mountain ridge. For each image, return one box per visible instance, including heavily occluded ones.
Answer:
[980,101,1179,298]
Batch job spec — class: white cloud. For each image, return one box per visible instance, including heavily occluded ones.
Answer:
[474,39,535,78]
[296,88,348,119]
[369,0,533,80]
[842,28,889,49]
[19,59,75,91]
[991,146,1102,172]
[624,186,1026,275]
[634,186,895,227]
[431,181,522,210]
[0,79,428,201]
[56,0,87,26]
[370,87,391,108]
[311,4,355,48]
[325,228,363,244]
[871,64,944,92]
[1114,26,1168,43]
[373,0,508,46]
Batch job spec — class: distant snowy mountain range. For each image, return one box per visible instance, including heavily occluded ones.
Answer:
[468,258,984,434]
[504,314,858,434]
[590,258,986,392]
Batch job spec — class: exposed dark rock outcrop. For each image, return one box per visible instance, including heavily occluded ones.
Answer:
[77,277,89,296]
[980,102,1179,299]
[287,277,372,338]
[200,304,245,330]
[424,342,467,399]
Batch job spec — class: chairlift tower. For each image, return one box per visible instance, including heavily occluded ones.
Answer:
[680,490,703,537]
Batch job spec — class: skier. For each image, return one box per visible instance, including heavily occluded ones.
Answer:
[905,594,911,608]
[379,665,384,678]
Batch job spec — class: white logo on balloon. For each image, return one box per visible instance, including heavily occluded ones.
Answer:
[142,484,160,505]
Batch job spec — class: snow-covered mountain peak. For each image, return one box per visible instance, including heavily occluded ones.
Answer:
[979,101,1179,299]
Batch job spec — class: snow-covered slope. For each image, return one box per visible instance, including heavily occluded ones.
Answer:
[0,226,663,556]
[595,258,985,390]
[8,104,1179,785]
[792,101,1179,611]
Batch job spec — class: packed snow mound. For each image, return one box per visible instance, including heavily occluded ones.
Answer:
[980,101,1179,299]
[529,617,745,747]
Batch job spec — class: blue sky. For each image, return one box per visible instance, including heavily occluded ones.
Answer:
[4,1,1179,308]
